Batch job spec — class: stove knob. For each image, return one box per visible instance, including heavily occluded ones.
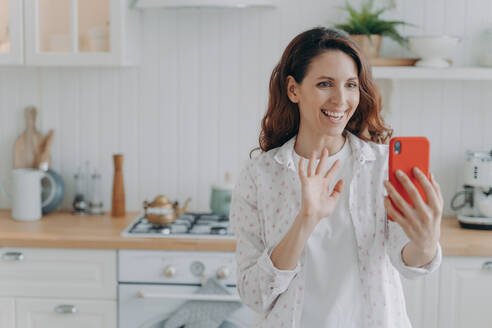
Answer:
[164,265,176,278]
[190,261,205,277]
[216,266,231,279]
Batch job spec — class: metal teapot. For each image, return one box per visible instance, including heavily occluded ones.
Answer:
[143,195,191,226]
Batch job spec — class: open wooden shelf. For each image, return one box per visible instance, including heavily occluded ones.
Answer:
[373,66,492,80]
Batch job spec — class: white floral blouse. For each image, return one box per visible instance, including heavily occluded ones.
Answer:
[230,131,442,328]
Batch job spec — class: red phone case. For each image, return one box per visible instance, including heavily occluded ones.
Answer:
[388,137,430,221]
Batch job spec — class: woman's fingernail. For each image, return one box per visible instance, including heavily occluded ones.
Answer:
[396,170,404,177]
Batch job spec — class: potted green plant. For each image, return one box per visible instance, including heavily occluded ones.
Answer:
[334,0,409,58]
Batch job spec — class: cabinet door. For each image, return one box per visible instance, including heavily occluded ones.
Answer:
[0,0,23,64]
[24,0,138,66]
[0,248,116,299]
[0,297,14,328]
[16,298,116,328]
[400,268,440,328]
[439,256,492,328]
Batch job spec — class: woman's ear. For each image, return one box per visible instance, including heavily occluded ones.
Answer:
[286,75,299,103]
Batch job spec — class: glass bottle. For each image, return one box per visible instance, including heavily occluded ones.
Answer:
[72,168,88,215]
[89,169,104,215]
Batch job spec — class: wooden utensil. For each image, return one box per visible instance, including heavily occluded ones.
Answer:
[111,154,126,217]
[13,106,44,169]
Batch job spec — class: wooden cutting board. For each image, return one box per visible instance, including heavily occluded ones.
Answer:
[36,129,54,168]
[13,106,46,169]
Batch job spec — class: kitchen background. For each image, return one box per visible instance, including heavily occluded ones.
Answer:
[0,0,491,216]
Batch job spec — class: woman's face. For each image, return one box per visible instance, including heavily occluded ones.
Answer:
[287,50,360,137]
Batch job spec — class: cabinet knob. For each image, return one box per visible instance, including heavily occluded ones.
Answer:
[216,266,231,279]
[54,304,77,314]
[482,261,492,271]
[164,265,176,278]
[2,251,24,262]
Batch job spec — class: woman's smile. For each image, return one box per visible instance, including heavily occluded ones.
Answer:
[320,109,347,124]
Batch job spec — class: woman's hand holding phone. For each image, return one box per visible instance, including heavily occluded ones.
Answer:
[383,168,444,254]
[383,136,444,266]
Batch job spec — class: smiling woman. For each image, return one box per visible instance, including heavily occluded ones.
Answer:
[230,27,443,328]
[286,50,361,154]
[251,27,392,161]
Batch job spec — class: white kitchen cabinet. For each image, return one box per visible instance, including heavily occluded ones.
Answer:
[400,269,440,328]
[2,0,141,66]
[0,248,117,328]
[0,0,23,64]
[0,297,15,328]
[0,248,116,299]
[401,256,492,328]
[438,256,492,328]
[16,298,116,328]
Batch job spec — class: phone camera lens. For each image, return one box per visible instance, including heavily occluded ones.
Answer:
[394,141,401,154]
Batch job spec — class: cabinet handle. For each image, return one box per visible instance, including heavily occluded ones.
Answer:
[1,252,24,262]
[55,304,77,314]
[482,261,492,271]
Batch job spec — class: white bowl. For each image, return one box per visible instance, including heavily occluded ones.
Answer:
[408,35,461,68]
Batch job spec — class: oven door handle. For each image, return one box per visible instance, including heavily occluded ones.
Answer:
[137,290,241,302]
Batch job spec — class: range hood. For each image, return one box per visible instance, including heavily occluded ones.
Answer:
[131,0,276,9]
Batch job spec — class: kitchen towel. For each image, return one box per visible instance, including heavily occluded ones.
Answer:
[162,278,242,328]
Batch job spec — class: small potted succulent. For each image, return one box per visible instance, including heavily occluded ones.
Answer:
[334,0,410,58]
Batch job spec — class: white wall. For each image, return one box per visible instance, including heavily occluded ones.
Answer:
[0,0,491,215]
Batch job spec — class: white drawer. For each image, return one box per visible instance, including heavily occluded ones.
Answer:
[16,298,116,328]
[0,297,15,328]
[0,248,116,299]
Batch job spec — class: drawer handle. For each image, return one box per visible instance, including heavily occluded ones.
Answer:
[482,261,492,271]
[55,304,77,314]
[2,252,24,262]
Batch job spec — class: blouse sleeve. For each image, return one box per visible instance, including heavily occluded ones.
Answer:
[387,219,442,280]
[230,161,300,315]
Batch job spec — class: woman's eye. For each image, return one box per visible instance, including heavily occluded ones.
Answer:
[317,81,331,87]
[347,82,358,88]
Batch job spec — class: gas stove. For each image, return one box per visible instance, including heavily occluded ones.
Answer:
[121,212,234,239]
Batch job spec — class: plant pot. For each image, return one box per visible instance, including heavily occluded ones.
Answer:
[350,34,382,58]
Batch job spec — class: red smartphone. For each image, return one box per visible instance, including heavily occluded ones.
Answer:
[388,137,430,221]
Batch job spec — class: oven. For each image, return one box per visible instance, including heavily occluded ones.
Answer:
[118,250,257,328]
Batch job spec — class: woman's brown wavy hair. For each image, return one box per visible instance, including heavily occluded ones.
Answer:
[250,27,392,158]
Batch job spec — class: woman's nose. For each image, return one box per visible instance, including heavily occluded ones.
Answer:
[329,87,345,105]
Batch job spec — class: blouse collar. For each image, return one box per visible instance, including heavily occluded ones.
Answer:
[273,130,377,172]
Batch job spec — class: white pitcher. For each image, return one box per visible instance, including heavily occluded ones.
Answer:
[0,169,46,221]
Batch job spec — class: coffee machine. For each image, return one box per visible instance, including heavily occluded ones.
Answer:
[451,150,492,229]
